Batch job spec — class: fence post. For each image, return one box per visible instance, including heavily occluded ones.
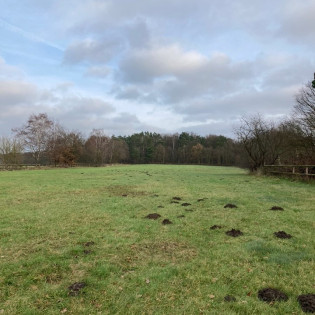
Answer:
[292,167,295,174]
[306,167,309,175]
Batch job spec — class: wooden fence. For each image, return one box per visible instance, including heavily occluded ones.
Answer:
[264,165,315,178]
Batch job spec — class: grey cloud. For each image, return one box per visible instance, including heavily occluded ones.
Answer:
[0,80,37,107]
[85,66,111,77]
[277,1,315,48]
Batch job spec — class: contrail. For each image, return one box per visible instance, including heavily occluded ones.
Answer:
[0,17,64,51]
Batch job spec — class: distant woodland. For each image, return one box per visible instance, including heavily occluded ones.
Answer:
[1,81,314,171]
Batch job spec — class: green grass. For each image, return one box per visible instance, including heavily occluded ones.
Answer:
[0,165,314,314]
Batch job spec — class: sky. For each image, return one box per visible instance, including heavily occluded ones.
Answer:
[0,0,314,138]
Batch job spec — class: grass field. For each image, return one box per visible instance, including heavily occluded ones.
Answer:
[0,165,314,314]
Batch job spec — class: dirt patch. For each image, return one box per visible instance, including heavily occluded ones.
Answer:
[171,201,179,204]
[157,205,164,208]
[270,206,284,211]
[224,204,237,208]
[162,219,173,225]
[172,197,182,200]
[84,242,94,247]
[224,295,236,302]
[197,198,207,202]
[274,231,292,239]
[145,213,161,220]
[258,288,288,302]
[177,215,185,218]
[210,225,222,230]
[297,294,315,313]
[226,229,243,237]
[185,209,194,212]
[182,203,191,207]
[68,282,86,296]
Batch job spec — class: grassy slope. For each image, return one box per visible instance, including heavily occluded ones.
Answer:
[0,165,314,314]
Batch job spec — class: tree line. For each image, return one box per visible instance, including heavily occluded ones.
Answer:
[0,79,314,170]
[0,113,247,167]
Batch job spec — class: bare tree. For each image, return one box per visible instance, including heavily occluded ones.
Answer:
[295,81,315,140]
[85,129,110,165]
[0,137,23,166]
[13,113,53,164]
[235,115,286,171]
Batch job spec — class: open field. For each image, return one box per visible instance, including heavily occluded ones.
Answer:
[0,165,314,314]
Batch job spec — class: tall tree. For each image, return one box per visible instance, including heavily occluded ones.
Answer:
[294,81,315,142]
[0,137,23,166]
[13,113,53,164]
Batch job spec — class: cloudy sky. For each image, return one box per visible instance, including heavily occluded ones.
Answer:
[0,0,314,137]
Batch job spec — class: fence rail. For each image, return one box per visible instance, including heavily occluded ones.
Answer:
[264,165,315,178]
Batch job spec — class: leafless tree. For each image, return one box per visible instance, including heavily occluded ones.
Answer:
[294,81,315,143]
[0,137,23,166]
[235,115,287,171]
[85,129,110,165]
[12,113,53,164]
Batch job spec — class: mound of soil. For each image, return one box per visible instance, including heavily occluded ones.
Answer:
[162,219,173,225]
[182,203,191,207]
[197,198,205,202]
[297,294,315,313]
[84,241,95,247]
[177,215,185,218]
[270,206,284,211]
[224,295,236,302]
[210,225,222,230]
[258,288,288,302]
[172,197,182,201]
[171,201,179,204]
[145,213,161,220]
[224,204,237,208]
[274,231,292,239]
[68,282,86,296]
[226,229,243,237]
[122,194,128,197]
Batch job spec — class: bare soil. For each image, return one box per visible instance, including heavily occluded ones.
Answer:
[182,203,191,207]
[68,282,86,296]
[226,229,243,237]
[297,294,315,313]
[224,204,237,208]
[210,225,222,230]
[145,213,161,220]
[274,231,292,239]
[258,288,288,302]
[270,206,284,211]
[162,219,172,225]
[172,197,182,201]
